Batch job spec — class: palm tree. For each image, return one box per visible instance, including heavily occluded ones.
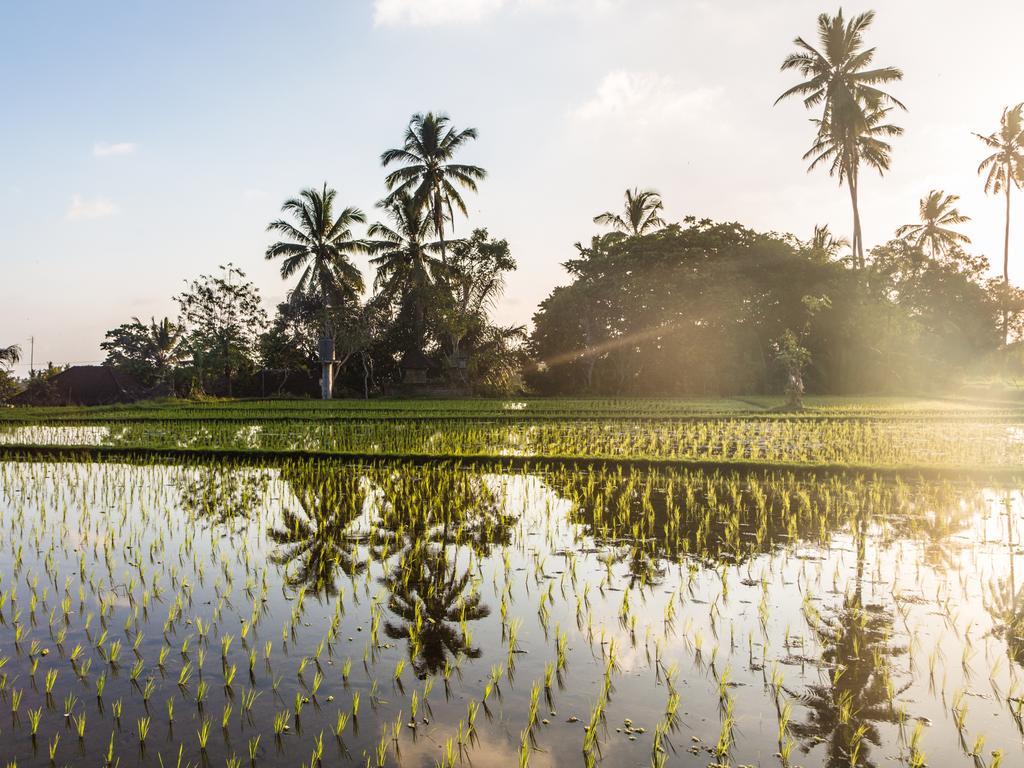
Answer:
[593,188,666,236]
[802,106,903,267]
[0,345,19,368]
[140,317,183,385]
[265,183,366,398]
[895,190,971,259]
[975,104,1024,343]
[380,112,486,262]
[776,9,905,268]
[807,224,851,262]
[366,191,443,350]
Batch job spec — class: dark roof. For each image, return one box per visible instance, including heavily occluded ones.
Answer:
[399,350,434,370]
[10,365,144,406]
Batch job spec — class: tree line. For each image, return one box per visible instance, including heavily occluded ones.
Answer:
[93,112,524,399]
[2,8,1021,402]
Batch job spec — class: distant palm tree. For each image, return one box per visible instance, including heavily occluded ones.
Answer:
[802,106,903,267]
[776,9,905,268]
[366,191,443,350]
[593,188,666,236]
[0,345,19,368]
[381,112,486,262]
[895,190,971,259]
[807,224,850,262]
[140,317,183,384]
[265,183,367,335]
[975,104,1024,343]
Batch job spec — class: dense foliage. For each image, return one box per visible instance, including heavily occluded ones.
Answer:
[528,219,1019,395]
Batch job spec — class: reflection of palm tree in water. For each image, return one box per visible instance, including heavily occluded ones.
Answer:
[986,492,1024,664]
[177,466,270,528]
[791,511,907,768]
[267,465,368,596]
[382,544,489,678]
[370,471,509,677]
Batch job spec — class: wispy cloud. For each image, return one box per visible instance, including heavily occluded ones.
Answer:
[66,195,119,221]
[572,70,720,128]
[373,0,616,26]
[93,141,137,157]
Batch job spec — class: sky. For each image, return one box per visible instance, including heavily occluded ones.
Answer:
[1,0,1022,372]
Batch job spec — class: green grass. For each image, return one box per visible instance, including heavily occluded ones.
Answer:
[2,396,1023,474]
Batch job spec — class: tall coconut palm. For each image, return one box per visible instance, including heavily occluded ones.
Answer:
[265,184,366,331]
[975,104,1024,343]
[895,190,971,260]
[802,106,903,267]
[593,188,666,236]
[380,112,486,263]
[265,184,366,398]
[139,316,183,384]
[0,345,19,368]
[776,9,904,268]
[366,191,443,350]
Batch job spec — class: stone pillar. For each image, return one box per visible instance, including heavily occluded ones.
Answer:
[318,337,335,400]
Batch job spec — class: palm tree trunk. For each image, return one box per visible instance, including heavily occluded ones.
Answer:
[434,192,447,265]
[849,175,864,269]
[1003,180,1011,345]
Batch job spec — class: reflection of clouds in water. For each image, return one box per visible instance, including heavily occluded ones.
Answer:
[0,425,110,445]
[393,725,553,768]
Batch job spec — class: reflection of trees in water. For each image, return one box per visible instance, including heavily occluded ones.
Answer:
[369,467,515,558]
[267,463,369,596]
[177,464,270,528]
[370,468,509,676]
[790,512,908,768]
[985,492,1024,665]
[383,544,489,678]
[791,595,907,767]
[548,468,990,583]
[261,461,508,673]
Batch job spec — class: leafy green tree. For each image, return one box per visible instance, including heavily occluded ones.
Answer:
[975,104,1024,343]
[0,345,20,402]
[895,189,971,260]
[381,112,486,262]
[101,316,183,388]
[176,264,267,396]
[776,9,904,268]
[593,188,666,236]
[432,229,525,391]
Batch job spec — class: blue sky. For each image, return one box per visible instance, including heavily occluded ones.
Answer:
[2,0,1022,370]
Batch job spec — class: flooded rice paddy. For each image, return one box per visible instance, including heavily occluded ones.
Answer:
[3,416,1024,468]
[1,456,1023,767]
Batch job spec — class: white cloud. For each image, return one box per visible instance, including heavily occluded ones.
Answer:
[572,70,720,128]
[373,0,616,26]
[66,195,119,221]
[93,141,137,157]
[374,0,506,26]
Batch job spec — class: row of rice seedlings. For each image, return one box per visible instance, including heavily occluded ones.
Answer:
[0,456,1020,766]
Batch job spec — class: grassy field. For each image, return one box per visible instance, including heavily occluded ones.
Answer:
[2,396,1023,473]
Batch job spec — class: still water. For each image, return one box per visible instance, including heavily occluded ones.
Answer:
[0,458,1022,767]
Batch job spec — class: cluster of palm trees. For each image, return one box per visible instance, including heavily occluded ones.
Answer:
[776,9,1023,343]
[265,112,486,398]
